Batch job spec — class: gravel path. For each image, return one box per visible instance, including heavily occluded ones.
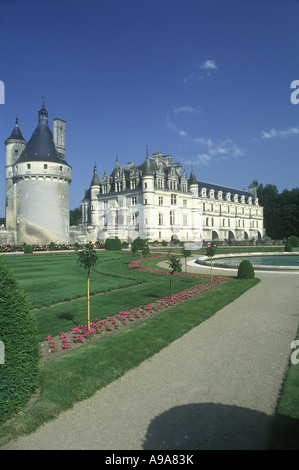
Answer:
[2,262,299,450]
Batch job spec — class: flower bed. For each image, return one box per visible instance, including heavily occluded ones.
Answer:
[40,264,232,362]
[128,255,210,279]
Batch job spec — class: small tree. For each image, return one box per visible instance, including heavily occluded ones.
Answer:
[181,248,192,273]
[131,237,150,257]
[141,240,150,258]
[76,242,98,330]
[206,242,217,282]
[168,255,182,296]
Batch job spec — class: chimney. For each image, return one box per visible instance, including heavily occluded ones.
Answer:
[53,118,66,159]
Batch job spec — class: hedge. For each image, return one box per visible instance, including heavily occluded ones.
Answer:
[0,256,40,422]
[105,236,122,251]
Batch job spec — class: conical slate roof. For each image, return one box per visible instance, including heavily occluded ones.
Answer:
[16,104,70,167]
[188,168,197,185]
[91,164,100,186]
[5,117,26,143]
[139,156,155,176]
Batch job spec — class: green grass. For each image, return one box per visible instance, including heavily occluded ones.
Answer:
[4,251,210,339]
[0,275,259,446]
[268,327,299,450]
[4,252,141,309]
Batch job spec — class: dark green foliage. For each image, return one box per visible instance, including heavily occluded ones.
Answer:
[167,255,182,296]
[77,242,98,275]
[206,243,217,257]
[70,206,82,226]
[131,237,149,256]
[287,236,299,247]
[257,183,299,239]
[24,244,33,254]
[284,242,293,252]
[105,237,122,251]
[237,259,255,279]
[0,256,40,422]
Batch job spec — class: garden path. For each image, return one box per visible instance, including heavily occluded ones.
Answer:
[3,262,299,450]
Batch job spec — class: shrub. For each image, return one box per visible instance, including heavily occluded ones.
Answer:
[237,259,255,279]
[287,236,299,247]
[130,237,150,257]
[24,244,33,254]
[0,256,40,422]
[284,242,293,252]
[162,240,167,246]
[105,236,122,251]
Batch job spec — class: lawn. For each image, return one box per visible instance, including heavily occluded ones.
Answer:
[4,251,213,339]
[0,255,259,446]
[1,246,297,449]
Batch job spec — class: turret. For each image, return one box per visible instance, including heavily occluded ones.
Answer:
[5,117,27,229]
[188,167,198,197]
[90,164,100,226]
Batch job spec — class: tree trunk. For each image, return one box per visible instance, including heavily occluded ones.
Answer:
[87,271,90,330]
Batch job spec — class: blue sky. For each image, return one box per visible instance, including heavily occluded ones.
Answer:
[0,0,299,212]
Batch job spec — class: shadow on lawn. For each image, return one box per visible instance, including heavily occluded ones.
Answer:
[58,312,78,325]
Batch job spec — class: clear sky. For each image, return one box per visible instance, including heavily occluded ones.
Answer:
[0,0,298,212]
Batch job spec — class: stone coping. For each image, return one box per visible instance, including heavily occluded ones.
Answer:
[196,252,299,272]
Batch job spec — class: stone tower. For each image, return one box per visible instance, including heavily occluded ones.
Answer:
[5,102,72,244]
[5,117,27,230]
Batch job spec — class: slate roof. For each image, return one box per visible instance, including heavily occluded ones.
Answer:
[5,119,26,143]
[15,105,71,167]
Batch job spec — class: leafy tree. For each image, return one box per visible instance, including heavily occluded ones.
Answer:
[70,206,82,226]
[167,255,182,296]
[206,243,217,282]
[76,242,98,330]
[131,237,150,257]
[256,183,299,239]
[181,248,192,273]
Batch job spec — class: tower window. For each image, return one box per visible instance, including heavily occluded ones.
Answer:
[15,150,19,155]
[27,164,31,169]
[44,164,48,169]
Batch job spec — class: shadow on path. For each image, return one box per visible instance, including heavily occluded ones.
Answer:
[142,403,274,450]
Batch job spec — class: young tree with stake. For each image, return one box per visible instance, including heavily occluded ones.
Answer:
[76,243,98,330]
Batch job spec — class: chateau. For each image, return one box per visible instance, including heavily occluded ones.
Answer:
[81,151,264,244]
[1,103,264,246]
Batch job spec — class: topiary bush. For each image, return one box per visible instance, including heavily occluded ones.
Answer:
[105,236,122,251]
[237,259,255,279]
[0,256,40,423]
[287,236,299,248]
[284,242,293,252]
[24,244,33,254]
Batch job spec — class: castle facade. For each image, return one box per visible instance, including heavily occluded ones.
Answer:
[1,103,264,246]
[82,151,264,244]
